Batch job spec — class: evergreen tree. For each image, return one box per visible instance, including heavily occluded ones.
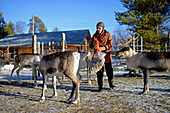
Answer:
[0,12,8,39]
[28,16,47,33]
[5,21,15,35]
[115,0,169,51]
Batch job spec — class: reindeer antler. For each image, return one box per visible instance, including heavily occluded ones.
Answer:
[5,39,12,54]
[118,36,138,46]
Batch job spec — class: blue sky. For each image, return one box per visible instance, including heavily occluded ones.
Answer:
[1,0,127,36]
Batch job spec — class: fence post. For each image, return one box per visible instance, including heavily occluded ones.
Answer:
[45,42,47,55]
[133,36,135,51]
[49,42,51,54]
[62,33,66,81]
[52,41,54,53]
[42,42,44,55]
[141,37,143,52]
[37,42,40,54]
[62,33,66,52]
[56,42,58,53]
[32,35,37,54]
[60,42,62,52]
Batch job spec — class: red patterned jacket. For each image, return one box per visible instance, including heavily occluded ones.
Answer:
[90,30,113,63]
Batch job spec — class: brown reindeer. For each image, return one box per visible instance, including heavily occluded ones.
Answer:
[0,39,12,67]
[116,38,170,94]
[8,53,42,85]
[39,51,90,104]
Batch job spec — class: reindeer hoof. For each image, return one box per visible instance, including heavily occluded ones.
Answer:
[51,94,58,98]
[19,81,23,85]
[88,81,92,85]
[72,100,80,104]
[66,98,73,103]
[34,83,39,86]
[139,90,149,95]
[8,80,11,84]
[39,98,45,103]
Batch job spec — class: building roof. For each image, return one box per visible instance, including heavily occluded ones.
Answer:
[0,29,91,47]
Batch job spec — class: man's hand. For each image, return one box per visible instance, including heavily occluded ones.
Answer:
[98,47,105,52]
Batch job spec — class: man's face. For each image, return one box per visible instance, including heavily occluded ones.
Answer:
[96,25,103,34]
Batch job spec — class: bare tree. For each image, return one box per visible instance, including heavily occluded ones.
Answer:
[112,28,130,50]
[15,21,26,34]
[52,27,58,32]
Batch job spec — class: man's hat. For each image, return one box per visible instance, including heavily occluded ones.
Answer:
[96,22,104,28]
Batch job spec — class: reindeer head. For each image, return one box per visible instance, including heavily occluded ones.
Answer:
[89,52,106,74]
[0,39,12,64]
[115,46,130,57]
[115,36,138,58]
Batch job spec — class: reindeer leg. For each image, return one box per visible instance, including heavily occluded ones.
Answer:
[77,72,82,81]
[8,65,18,83]
[87,63,92,85]
[52,76,58,98]
[56,77,65,88]
[73,79,80,104]
[31,65,38,86]
[66,81,76,103]
[39,72,48,103]
[16,66,24,84]
[140,69,149,94]
[64,70,80,104]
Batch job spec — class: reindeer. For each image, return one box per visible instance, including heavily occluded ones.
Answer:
[115,37,170,94]
[39,51,91,104]
[8,53,42,85]
[8,53,65,88]
[0,39,13,67]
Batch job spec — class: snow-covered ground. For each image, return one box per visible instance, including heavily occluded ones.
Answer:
[0,64,169,112]
[0,64,169,82]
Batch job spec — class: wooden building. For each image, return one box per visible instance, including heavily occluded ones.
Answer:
[0,29,91,59]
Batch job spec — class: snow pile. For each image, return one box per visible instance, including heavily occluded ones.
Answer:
[0,64,14,71]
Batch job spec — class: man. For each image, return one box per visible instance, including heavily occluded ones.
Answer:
[90,22,115,92]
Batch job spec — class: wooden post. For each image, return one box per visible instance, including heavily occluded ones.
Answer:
[62,33,66,81]
[32,35,37,54]
[56,42,58,53]
[52,41,54,53]
[141,37,143,52]
[133,36,135,51]
[49,42,51,54]
[42,42,44,55]
[32,15,34,35]
[37,42,40,54]
[85,39,87,51]
[45,42,47,55]
[62,33,65,52]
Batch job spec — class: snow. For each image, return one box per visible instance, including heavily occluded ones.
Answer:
[0,64,169,81]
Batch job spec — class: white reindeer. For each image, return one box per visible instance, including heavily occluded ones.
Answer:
[116,43,170,94]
